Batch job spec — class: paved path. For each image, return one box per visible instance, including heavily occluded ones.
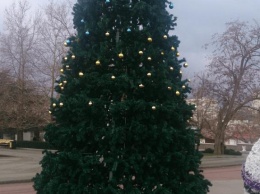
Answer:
[0,182,35,194]
[0,148,248,193]
[203,166,244,194]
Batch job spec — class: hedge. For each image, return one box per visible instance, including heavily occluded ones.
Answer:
[16,141,55,150]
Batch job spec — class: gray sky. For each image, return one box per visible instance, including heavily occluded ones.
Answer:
[1,0,260,76]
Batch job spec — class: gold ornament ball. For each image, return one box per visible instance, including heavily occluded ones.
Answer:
[59,83,63,86]
[61,87,64,90]
[63,80,67,84]
[183,63,188,68]
[139,84,144,88]
[147,57,152,61]
[71,55,76,59]
[163,35,168,39]
[111,75,116,79]
[64,57,68,61]
[60,68,64,73]
[48,110,52,114]
[88,101,93,106]
[147,72,152,77]
[52,103,56,107]
[161,51,164,55]
[171,46,175,51]
[59,102,64,107]
[79,72,84,76]
[96,60,101,65]
[176,52,180,57]
[147,37,152,42]
[138,50,143,55]
[168,86,172,90]
[118,53,124,58]
[152,106,156,110]
[105,32,110,36]
[176,91,180,96]
[64,42,67,46]
[182,85,186,89]
[180,70,183,74]
[66,65,70,69]
[170,67,174,71]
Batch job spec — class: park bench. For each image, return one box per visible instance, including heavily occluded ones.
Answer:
[0,139,15,149]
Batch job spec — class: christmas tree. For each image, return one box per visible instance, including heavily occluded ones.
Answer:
[34,0,211,193]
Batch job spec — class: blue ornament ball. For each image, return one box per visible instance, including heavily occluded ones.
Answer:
[169,2,174,9]
[105,0,110,3]
[85,31,90,35]
[81,19,84,23]
[66,39,70,44]
[127,28,131,32]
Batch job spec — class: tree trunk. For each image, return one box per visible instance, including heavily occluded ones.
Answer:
[214,127,225,155]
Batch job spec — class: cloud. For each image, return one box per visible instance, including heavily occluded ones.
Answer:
[171,0,260,75]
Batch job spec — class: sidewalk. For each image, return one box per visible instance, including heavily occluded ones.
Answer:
[0,148,248,194]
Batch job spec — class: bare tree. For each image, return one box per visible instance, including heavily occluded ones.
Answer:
[0,1,47,140]
[36,0,75,99]
[194,21,260,154]
[0,69,50,139]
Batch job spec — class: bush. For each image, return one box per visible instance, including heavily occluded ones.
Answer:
[16,141,55,150]
[224,148,242,156]
[203,148,214,153]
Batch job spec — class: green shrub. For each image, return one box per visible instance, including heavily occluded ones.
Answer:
[224,148,242,156]
[16,141,55,150]
[203,148,214,153]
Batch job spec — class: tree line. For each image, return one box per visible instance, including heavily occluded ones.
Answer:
[0,0,75,140]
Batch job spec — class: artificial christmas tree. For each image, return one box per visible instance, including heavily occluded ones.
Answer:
[34,0,211,193]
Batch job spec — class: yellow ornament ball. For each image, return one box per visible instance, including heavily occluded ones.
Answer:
[147,37,152,42]
[79,72,84,77]
[161,51,164,55]
[163,35,168,39]
[60,68,64,73]
[176,91,180,96]
[96,60,101,65]
[138,50,143,55]
[176,52,180,57]
[171,46,175,51]
[118,53,124,58]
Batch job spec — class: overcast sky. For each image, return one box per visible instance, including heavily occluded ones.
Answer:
[1,0,260,77]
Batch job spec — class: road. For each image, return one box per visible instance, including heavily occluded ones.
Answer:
[0,166,243,194]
